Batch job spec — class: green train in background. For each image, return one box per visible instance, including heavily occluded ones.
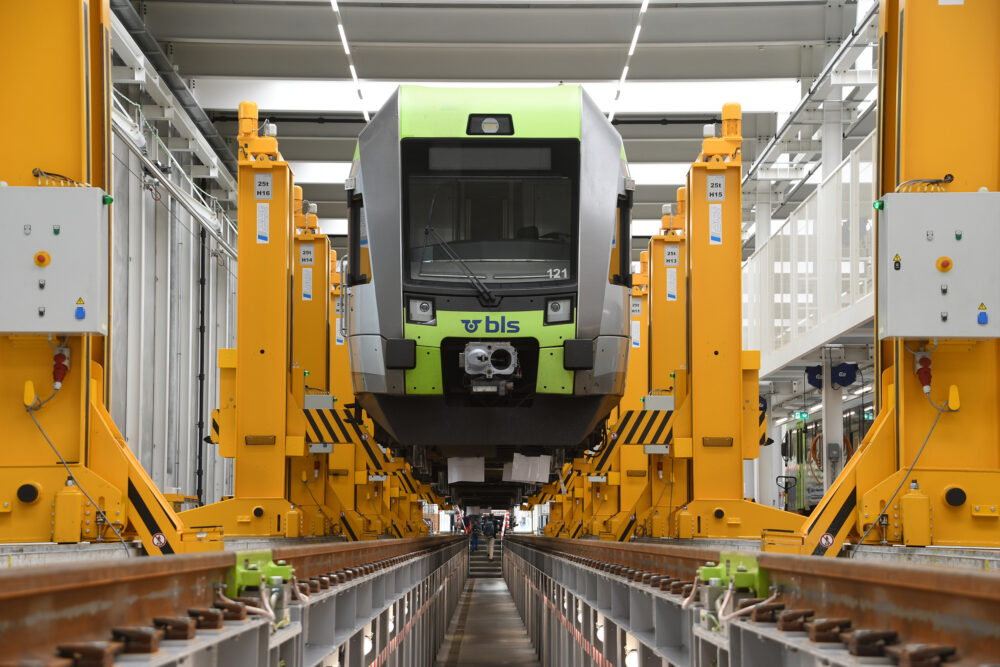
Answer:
[343,85,632,454]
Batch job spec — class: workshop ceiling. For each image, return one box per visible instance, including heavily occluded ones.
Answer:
[139,0,860,257]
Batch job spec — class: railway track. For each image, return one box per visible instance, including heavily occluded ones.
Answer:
[4,535,999,665]
[0,536,464,665]
[508,536,1000,665]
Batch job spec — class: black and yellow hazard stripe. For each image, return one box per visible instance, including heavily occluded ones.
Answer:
[210,409,221,444]
[618,515,637,542]
[304,408,350,444]
[397,471,417,494]
[341,516,359,541]
[128,480,175,555]
[758,407,768,446]
[611,410,674,445]
[593,437,618,473]
[337,408,387,472]
[805,488,858,556]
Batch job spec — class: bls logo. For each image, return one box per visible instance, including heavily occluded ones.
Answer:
[486,316,520,333]
[460,316,520,334]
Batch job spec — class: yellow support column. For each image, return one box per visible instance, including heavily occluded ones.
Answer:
[769,0,1000,555]
[0,0,219,554]
[233,101,299,498]
[293,197,331,390]
[678,105,803,539]
[641,193,690,538]
[620,252,650,412]
[181,102,303,537]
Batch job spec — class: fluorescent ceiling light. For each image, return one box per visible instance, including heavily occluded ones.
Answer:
[338,23,350,55]
[289,161,353,184]
[318,218,347,235]
[631,219,664,237]
[628,162,690,185]
[328,1,368,122]
[640,0,649,12]
[628,25,642,57]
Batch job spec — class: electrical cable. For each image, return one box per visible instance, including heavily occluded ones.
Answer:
[849,395,953,557]
[32,168,89,188]
[301,478,332,534]
[715,583,734,622]
[895,173,953,193]
[680,574,700,610]
[857,365,867,440]
[289,575,311,604]
[719,589,780,623]
[24,405,131,557]
[645,458,676,536]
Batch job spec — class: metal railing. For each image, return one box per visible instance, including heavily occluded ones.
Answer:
[743,131,876,377]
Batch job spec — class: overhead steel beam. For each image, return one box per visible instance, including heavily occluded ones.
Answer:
[110,0,238,178]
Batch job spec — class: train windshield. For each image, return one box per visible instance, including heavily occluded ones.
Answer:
[403,139,579,287]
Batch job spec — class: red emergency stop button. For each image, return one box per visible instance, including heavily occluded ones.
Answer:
[936,256,953,272]
[34,251,51,267]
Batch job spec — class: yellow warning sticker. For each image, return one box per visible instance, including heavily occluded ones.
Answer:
[892,254,901,262]
[979,303,987,311]
[76,297,84,305]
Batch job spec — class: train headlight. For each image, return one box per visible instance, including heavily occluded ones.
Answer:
[545,298,573,324]
[407,298,436,325]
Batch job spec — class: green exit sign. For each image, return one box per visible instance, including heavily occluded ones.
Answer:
[864,410,875,421]
[793,411,809,420]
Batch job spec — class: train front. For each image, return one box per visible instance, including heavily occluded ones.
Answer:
[344,85,631,450]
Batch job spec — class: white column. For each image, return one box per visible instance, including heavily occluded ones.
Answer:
[821,348,844,492]
[755,181,772,243]
[753,182,783,505]
[819,101,844,493]
[817,101,843,321]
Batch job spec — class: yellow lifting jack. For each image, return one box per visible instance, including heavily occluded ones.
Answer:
[0,1,221,555]
[529,106,804,542]
[182,102,426,541]
[764,0,1000,556]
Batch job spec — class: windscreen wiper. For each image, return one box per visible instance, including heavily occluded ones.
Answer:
[423,226,500,307]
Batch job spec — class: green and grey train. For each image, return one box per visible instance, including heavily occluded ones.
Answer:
[343,85,632,451]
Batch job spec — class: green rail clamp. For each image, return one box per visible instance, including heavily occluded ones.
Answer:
[698,552,768,597]
[227,550,294,598]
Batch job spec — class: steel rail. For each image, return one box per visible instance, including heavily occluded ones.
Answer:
[0,535,462,663]
[509,536,1000,664]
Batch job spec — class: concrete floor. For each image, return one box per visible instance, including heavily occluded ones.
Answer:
[435,577,540,667]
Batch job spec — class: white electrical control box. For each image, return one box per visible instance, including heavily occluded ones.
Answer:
[0,186,110,334]
[878,192,1000,339]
